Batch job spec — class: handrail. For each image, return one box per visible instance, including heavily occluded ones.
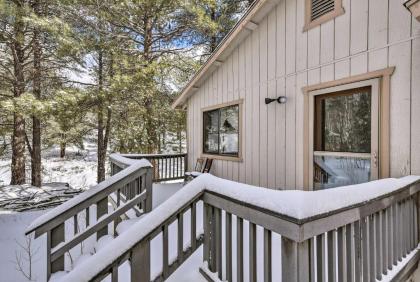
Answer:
[112,153,188,182]
[58,174,420,282]
[25,154,154,280]
[26,158,152,236]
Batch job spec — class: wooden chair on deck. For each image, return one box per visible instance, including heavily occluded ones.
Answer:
[184,157,213,182]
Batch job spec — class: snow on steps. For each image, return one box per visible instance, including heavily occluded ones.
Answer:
[51,217,206,282]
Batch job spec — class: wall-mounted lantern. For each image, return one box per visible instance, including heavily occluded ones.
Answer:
[265,96,287,105]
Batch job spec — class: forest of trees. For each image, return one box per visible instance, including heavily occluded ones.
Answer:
[0,0,254,186]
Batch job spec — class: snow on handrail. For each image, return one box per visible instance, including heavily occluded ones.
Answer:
[59,174,420,282]
[26,155,152,235]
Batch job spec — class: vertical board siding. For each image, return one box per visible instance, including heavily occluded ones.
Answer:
[260,18,269,188]
[186,0,420,189]
[267,10,277,189]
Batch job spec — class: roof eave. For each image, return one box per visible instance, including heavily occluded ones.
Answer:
[171,0,280,109]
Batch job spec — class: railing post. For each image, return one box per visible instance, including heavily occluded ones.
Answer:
[47,223,65,280]
[130,240,150,282]
[144,167,153,213]
[203,203,212,269]
[184,154,188,175]
[281,237,310,282]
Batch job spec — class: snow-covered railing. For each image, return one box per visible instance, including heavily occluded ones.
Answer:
[25,155,153,280]
[111,153,187,182]
[57,174,420,282]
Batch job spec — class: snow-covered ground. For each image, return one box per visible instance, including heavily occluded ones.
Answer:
[0,142,98,189]
[0,143,98,281]
[0,181,189,282]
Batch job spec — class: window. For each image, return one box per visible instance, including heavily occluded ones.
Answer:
[303,68,394,190]
[307,79,381,190]
[203,103,240,158]
[304,0,344,31]
[313,86,377,189]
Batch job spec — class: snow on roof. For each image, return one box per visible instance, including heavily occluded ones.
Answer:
[59,174,420,282]
[26,157,152,234]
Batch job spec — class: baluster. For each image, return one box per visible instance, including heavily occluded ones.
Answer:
[74,214,78,235]
[392,203,398,265]
[86,207,90,228]
[361,217,369,281]
[387,205,393,270]
[47,223,65,280]
[398,202,403,261]
[336,227,344,282]
[381,210,387,276]
[375,213,382,280]
[327,230,334,281]
[309,237,316,282]
[163,158,168,179]
[111,265,118,282]
[191,202,197,250]
[215,208,222,280]
[163,224,169,277]
[369,215,375,282]
[226,212,232,282]
[316,234,323,282]
[203,204,212,269]
[345,224,353,282]
[145,168,153,213]
[178,212,184,262]
[97,197,108,239]
[237,217,243,282]
[411,198,416,249]
[131,240,150,282]
[184,154,188,174]
[402,200,408,258]
[264,229,272,282]
[172,157,175,179]
[354,220,361,282]
[249,222,257,282]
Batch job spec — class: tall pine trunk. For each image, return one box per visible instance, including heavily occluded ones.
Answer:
[31,0,42,187]
[96,48,112,183]
[97,49,105,183]
[10,2,26,185]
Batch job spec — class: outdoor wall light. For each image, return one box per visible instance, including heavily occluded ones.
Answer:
[265,96,287,105]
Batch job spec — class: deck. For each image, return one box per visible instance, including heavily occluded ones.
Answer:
[25,153,420,282]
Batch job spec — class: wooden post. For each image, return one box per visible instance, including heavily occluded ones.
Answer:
[184,154,188,174]
[281,237,310,282]
[203,203,212,268]
[131,241,150,282]
[47,223,65,280]
[97,197,108,239]
[144,168,153,213]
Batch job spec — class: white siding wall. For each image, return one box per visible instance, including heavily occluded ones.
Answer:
[187,0,420,190]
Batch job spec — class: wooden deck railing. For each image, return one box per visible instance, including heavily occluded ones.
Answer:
[25,155,153,280]
[56,175,420,282]
[111,153,187,182]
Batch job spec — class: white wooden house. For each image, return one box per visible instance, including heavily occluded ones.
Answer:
[173,0,420,191]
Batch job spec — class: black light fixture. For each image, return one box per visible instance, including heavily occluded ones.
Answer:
[265,96,287,105]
